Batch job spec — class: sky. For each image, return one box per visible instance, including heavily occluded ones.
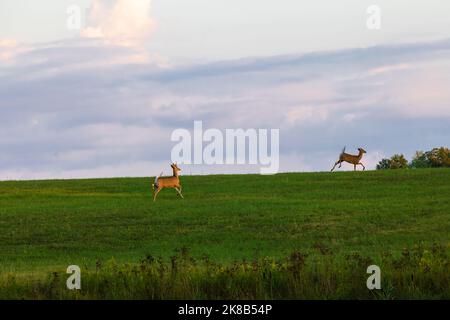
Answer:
[1,0,450,179]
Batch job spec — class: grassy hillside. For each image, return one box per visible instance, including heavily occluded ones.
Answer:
[0,168,449,274]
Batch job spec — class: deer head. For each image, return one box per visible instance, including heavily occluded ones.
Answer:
[170,163,181,175]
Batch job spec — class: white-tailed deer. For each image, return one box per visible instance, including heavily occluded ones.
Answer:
[331,147,367,171]
[152,163,183,202]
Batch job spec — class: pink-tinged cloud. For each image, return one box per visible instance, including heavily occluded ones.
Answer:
[1,38,450,179]
[387,65,450,117]
[81,0,154,47]
[0,38,26,63]
[367,63,412,76]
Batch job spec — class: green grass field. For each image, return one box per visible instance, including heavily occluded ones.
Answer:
[0,168,449,299]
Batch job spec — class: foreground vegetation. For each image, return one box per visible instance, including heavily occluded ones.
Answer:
[0,168,449,299]
[1,245,448,299]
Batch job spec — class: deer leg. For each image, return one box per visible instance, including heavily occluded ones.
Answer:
[175,187,184,199]
[359,162,365,171]
[331,160,340,172]
[179,186,184,198]
[153,187,161,202]
[354,164,357,171]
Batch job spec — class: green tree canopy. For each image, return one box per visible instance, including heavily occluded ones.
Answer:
[410,147,450,168]
[377,154,408,170]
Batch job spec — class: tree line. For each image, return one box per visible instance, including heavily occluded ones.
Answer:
[376,147,450,170]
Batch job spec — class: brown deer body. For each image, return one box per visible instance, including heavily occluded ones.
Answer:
[331,147,367,171]
[152,163,183,202]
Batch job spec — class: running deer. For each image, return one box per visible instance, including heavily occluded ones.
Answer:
[331,147,367,171]
[152,163,184,202]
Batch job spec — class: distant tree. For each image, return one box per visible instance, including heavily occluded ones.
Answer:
[426,147,450,167]
[376,154,408,170]
[410,151,431,168]
[377,147,449,170]
[389,154,408,169]
[410,147,450,168]
[376,158,391,170]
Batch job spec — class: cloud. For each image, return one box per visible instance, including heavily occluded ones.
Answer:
[1,38,450,179]
[285,106,329,126]
[366,63,412,76]
[387,66,450,117]
[0,38,29,64]
[81,0,154,47]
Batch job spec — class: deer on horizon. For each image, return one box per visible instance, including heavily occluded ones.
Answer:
[331,147,367,172]
[152,163,183,202]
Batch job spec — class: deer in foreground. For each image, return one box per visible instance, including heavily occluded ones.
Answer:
[152,163,183,202]
[331,147,367,171]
